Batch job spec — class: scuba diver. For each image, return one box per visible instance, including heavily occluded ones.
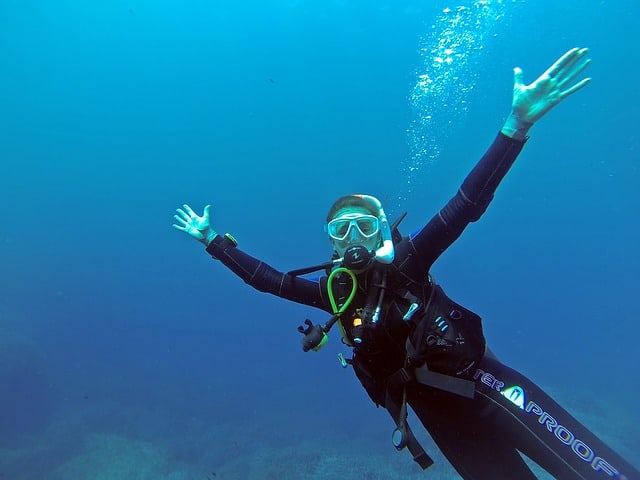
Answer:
[173,47,639,479]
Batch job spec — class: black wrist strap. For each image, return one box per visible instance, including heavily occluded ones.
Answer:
[205,233,238,259]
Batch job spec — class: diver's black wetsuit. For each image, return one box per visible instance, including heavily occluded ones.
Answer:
[205,133,639,480]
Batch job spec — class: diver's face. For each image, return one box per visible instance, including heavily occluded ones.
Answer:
[327,208,381,258]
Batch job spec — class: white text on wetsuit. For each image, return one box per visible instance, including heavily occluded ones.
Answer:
[525,401,621,478]
[473,368,624,478]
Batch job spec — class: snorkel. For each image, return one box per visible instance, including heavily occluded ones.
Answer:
[366,195,394,264]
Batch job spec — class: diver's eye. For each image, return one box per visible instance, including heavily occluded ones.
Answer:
[357,218,376,235]
[334,220,349,238]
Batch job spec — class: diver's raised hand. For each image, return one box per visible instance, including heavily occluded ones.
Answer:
[502,47,591,140]
[173,204,218,246]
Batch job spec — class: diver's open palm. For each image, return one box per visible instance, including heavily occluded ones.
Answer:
[173,204,214,245]
[513,47,591,124]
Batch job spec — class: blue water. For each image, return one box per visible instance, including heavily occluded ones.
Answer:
[1,1,638,478]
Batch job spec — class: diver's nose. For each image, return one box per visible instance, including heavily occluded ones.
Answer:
[349,224,360,241]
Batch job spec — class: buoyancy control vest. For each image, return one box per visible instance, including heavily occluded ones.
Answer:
[292,215,487,470]
[334,267,485,379]
[345,273,486,470]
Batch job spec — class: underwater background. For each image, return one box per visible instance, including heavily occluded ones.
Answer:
[1,0,638,478]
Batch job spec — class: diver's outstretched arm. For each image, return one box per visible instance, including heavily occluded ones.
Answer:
[173,203,327,309]
[407,48,592,271]
[173,204,218,246]
[501,47,591,141]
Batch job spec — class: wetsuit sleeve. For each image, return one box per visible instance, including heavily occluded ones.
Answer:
[205,235,330,311]
[402,132,526,272]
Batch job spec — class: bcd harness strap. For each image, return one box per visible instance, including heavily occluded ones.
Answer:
[385,381,434,469]
[383,311,477,470]
[391,337,477,399]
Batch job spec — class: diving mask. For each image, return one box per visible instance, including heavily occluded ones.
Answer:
[327,214,380,241]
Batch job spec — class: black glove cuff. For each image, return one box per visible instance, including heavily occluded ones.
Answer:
[205,233,238,259]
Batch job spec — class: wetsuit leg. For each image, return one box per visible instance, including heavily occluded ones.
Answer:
[473,356,640,480]
[409,385,539,479]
